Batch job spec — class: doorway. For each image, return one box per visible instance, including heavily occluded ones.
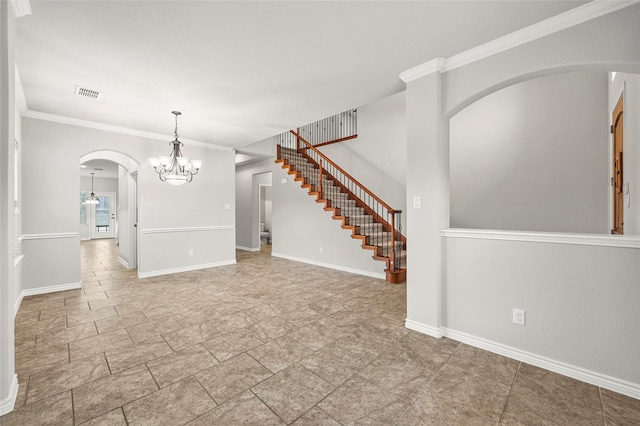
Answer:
[80,151,139,270]
[259,184,272,246]
[90,192,116,239]
[612,94,624,234]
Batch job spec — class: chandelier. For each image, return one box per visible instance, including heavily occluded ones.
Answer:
[84,172,99,204]
[149,111,202,185]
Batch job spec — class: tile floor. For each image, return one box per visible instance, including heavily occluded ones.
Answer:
[2,239,639,425]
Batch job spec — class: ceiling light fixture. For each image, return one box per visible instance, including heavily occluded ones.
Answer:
[149,111,202,186]
[85,172,99,204]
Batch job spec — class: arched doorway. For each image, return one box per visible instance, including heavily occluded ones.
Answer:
[80,150,139,269]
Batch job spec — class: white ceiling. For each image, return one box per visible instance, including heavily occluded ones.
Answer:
[16,1,586,149]
[80,159,120,179]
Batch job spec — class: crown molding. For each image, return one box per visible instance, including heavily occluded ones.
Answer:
[400,0,640,83]
[21,110,234,152]
[399,58,446,83]
[9,0,31,18]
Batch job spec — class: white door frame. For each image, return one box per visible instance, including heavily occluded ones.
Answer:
[90,191,117,239]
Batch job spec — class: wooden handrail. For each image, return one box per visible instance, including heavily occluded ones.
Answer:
[290,130,399,215]
[298,134,358,150]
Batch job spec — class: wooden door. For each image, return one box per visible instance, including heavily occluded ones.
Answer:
[612,95,624,235]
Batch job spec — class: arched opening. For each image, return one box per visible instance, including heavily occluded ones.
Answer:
[447,68,640,236]
[80,150,140,269]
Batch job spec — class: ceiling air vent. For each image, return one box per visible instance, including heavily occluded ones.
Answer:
[75,86,102,100]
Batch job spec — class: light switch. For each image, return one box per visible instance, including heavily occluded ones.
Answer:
[224,203,231,210]
[412,196,421,209]
[281,178,288,184]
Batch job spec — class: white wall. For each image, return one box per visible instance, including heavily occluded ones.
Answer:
[0,0,18,414]
[81,175,118,194]
[21,117,236,288]
[272,162,386,279]
[403,2,640,397]
[443,234,640,393]
[450,72,609,233]
[609,72,640,235]
[320,91,407,214]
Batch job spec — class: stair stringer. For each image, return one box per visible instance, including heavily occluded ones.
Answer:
[276,157,406,282]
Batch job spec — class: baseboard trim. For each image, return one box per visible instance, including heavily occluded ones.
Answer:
[14,292,24,318]
[15,282,82,316]
[117,256,129,269]
[405,319,640,399]
[272,252,386,280]
[405,319,443,338]
[20,281,82,298]
[138,259,237,279]
[0,375,19,416]
[236,245,260,252]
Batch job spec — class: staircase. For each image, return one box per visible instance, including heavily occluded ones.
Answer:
[276,126,406,284]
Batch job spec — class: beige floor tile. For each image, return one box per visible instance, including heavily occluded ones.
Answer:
[126,316,183,344]
[147,344,218,388]
[123,377,216,426]
[105,338,173,374]
[83,282,122,295]
[507,363,603,425]
[358,350,436,401]
[89,295,131,310]
[0,390,73,426]
[297,343,366,386]
[447,343,519,387]
[601,389,640,425]
[95,310,148,334]
[7,240,628,426]
[72,364,159,424]
[252,364,335,424]
[405,363,511,423]
[142,303,190,320]
[65,292,110,305]
[80,407,128,425]
[212,311,257,333]
[246,317,298,341]
[35,322,98,350]
[186,391,285,426]
[15,343,70,375]
[27,353,110,404]
[14,316,67,340]
[69,328,135,361]
[162,320,221,351]
[196,353,272,404]
[66,306,118,327]
[291,406,341,425]
[317,375,409,425]
[248,336,313,374]
[201,330,264,362]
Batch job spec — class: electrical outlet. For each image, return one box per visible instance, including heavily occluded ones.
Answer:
[224,203,231,210]
[513,308,525,325]
[319,247,323,254]
[412,196,421,209]
[189,249,195,256]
